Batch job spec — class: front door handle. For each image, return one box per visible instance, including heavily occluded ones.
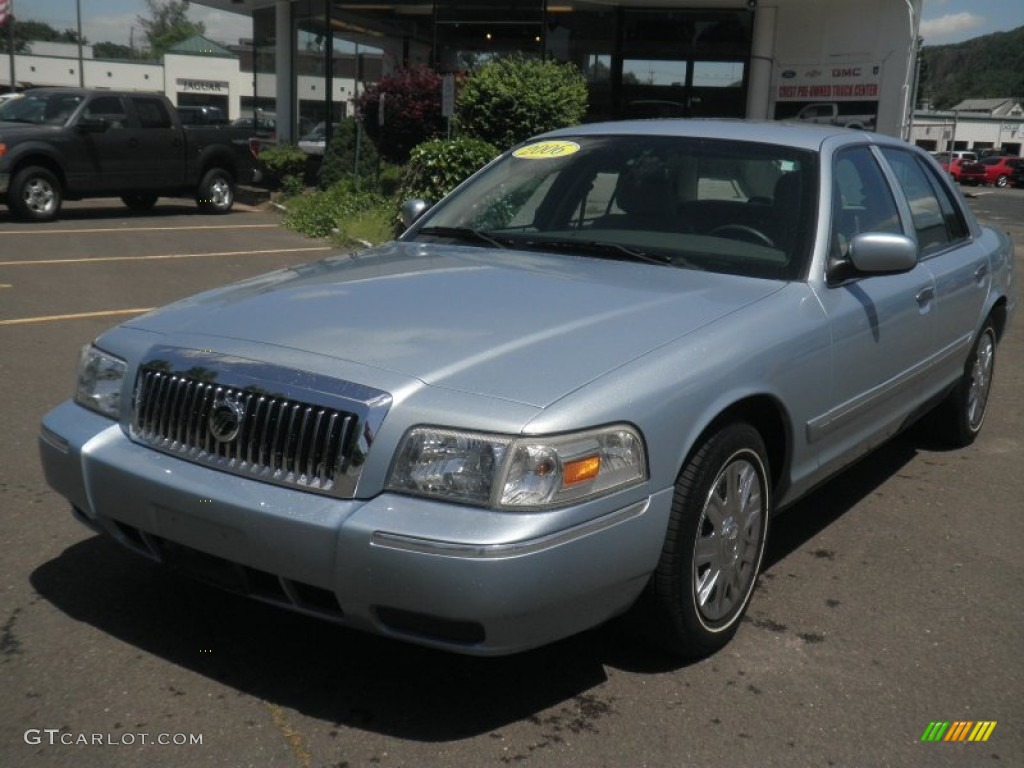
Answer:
[915,286,935,306]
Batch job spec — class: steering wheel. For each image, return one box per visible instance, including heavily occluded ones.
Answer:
[708,224,775,248]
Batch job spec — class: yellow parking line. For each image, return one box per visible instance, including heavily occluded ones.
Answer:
[0,308,155,326]
[0,224,281,235]
[0,246,332,267]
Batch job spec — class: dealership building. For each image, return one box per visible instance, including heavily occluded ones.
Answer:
[190,0,926,141]
[4,0,929,143]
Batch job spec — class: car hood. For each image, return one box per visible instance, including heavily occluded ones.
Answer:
[125,242,785,407]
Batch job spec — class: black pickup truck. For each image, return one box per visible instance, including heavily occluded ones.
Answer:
[0,89,260,221]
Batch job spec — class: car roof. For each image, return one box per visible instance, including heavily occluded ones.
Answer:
[535,118,905,153]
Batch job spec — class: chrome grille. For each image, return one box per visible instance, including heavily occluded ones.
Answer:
[132,368,361,496]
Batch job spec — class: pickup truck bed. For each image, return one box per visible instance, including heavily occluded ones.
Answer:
[0,89,261,221]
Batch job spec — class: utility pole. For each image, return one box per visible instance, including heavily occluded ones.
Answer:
[3,0,15,93]
[76,0,84,87]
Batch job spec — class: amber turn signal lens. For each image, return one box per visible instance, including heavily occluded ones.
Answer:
[563,455,601,486]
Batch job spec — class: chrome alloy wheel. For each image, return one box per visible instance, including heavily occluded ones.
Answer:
[208,177,232,208]
[22,176,58,216]
[692,452,766,624]
[967,329,995,432]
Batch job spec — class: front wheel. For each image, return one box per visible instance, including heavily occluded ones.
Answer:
[995,174,1009,188]
[196,168,234,214]
[9,165,62,222]
[636,422,771,657]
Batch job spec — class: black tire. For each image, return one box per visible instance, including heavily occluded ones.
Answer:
[196,168,234,214]
[934,321,997,447]
[636,422,771,657]
[121,194,159,212]
[995,175,1008,188]
[9,165,62,222]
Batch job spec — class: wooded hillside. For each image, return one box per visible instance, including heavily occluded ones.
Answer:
[919,25,1024,109]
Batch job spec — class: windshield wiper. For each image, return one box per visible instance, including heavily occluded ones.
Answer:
[415,226,508,249]
[521,238,676,266]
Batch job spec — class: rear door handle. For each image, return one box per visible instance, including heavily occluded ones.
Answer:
[975,264,989,282]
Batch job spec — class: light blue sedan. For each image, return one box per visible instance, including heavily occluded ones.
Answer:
[40,120,1016,657]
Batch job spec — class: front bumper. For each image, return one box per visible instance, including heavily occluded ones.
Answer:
[39,401,672,655]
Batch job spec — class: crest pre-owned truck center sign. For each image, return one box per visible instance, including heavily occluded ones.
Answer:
[775,63,881,101]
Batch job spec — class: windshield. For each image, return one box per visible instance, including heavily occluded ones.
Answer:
[0,92,83,126]
[405,135,817,281]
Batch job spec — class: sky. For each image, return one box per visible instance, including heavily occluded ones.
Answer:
[9,0,1024,49]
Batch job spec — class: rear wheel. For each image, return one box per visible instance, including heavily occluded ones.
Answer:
[995,174,1009,188]
[9,165,62,222]
[121,194,158,212]
[196,168,234,214]
[637,422,770,657]
[933,321,996,447]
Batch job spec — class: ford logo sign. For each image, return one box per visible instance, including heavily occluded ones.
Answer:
[781,70,796,79]
[209,396,245,443]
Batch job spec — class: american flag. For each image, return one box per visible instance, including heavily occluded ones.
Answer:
[0,0,10,26]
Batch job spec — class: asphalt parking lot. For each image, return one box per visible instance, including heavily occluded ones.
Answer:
[1,191,1021,768]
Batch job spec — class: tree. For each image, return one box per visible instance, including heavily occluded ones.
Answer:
[0,20,86,54]
[94,42,146,61]
[137,0,205,59]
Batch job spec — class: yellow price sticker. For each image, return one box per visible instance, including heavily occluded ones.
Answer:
[512,140,581,159]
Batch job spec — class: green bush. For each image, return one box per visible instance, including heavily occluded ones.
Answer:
[317,118,380,189]
[256,142,307,188]
[377,163,404,198]
[455,55,588,147]
[280,178,389,244]
[397,137,499,206]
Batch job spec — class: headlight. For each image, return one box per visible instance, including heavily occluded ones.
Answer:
[386,424,646,510]
[74,345,126,419]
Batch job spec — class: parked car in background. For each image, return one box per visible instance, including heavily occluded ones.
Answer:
[40,120,1015,658]
[1009,162,1024,189]
[297,121,341,155]
[176,105,228,126]
[979,155,1023,188]
[952,158,988,186]
[233,113,277,156]
[231,113,276,137]
[0,88,260,221]
[937,151,985,184]
[977,148,1014,159]
[794,102,876,130]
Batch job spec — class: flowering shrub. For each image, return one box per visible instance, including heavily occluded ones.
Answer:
[359,67,452,163]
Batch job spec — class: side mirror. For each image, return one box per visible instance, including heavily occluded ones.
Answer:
[848,232,918,274]
[829,232,918,282]
[76,116,108,133]
[401,199,432,230]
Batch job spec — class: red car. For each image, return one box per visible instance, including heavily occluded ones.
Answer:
[979,156,1023,187]
[937,153,986,185]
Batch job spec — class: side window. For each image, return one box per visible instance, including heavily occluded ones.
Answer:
[131,97,172,129]
[880,147,968,255]
[831,146,902,258]
[84,96,127,130]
